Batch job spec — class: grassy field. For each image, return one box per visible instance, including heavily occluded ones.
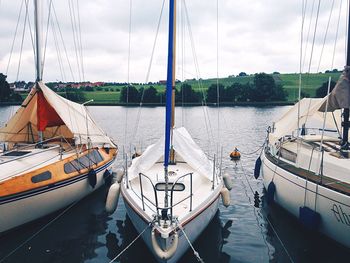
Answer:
[16,72,341,105]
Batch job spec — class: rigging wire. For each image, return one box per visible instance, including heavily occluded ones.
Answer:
[6,0,25,75]
[296,0,307,166]
[302,0,321,128]
[76,0,85,81]
[52,2,75,81]
[306,0,321,75]
[15,0,29,82]
[316,0,335,73]
[68,0,82,81]
[183,0,215,155]
[130,0,166,146]
[238,160,295,263]
[216,0,221,160]
[124,0,132,155]
[331,0,343,69]
[26,0,36,69]
[302,0,316,72]
[51,19,66,81]
[0,199,80,263]
[42,0,54,79]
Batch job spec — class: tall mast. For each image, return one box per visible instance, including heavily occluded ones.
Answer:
[342,3,350,150]
[170,0,177,164]
[164,0,176,208]
[34,0,42,82]
[34,0,44,143]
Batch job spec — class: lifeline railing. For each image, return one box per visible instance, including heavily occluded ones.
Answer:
[138,172,193,225]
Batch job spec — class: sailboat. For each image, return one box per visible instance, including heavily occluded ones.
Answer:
[260,5,350,248]
[106,1,231,262]
[0,0,117,234]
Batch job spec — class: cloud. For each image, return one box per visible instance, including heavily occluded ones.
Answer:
[0,0,347,83]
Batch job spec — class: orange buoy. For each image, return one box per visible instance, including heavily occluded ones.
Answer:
[230,148,241,161]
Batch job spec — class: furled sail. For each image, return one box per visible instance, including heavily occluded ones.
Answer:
[319,67,350,112]
[128,127,213,180]
[0,81,115,146]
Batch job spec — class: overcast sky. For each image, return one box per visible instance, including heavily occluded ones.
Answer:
[0,0,348,83]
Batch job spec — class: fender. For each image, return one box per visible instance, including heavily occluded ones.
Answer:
[151,228,178,260]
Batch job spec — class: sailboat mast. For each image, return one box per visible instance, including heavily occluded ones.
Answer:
[34,0,42,82]
[342,4,350,150]
[164,0,176,208]
[34,0,44,143]
[170,0,177,164]
[164,0,176,168]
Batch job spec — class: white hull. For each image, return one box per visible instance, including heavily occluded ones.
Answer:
[123,191,220,263]
[262,151,350,247]
[0,162,113,234]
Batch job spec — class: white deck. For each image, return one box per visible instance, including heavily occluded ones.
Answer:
[0,145,76,181]
[279,138,350,184]
[125,161,220,225]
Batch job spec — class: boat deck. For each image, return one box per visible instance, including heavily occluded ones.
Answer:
[0,145,77,181]
[265,150,350,196]
[126,162,217,222]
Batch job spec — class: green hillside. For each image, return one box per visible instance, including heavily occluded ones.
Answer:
[16,72,341,105]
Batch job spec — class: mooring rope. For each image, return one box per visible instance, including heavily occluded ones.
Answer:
[176,218,204,263]
[109,221,153,263]
[0,200,80,263]
[238,159,295,263]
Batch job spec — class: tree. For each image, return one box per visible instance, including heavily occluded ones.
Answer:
[206,84,225,103]
[120,86,140,103]
[225,83,249,102]
[177,84,201,103]
[0,73,11,102]
[238,72,247,77]
[315,80,336,98]
[85,86,94,91]
[143,86,159,103]
[250,73,287,102]
[64,87,85,102]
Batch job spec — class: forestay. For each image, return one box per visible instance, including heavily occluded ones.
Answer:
[0,82,115,146]
[128,127,213,180]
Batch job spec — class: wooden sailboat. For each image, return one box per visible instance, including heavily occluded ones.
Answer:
[0,0,117,234]
[106,1,231,262]
[260,4,350,248]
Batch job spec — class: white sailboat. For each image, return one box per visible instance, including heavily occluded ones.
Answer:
[106,1,231,262]
[0,0,118,234]
[260,5,350,248]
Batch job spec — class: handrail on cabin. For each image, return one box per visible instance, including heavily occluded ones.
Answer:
[138,172,193,225]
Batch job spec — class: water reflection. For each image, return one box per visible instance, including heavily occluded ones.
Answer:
[110,211,233,263]
[1,106,349,263]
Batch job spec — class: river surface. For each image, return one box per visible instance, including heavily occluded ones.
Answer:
[0,106,349,263]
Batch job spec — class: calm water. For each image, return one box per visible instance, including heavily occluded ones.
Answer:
[0,106,349,263]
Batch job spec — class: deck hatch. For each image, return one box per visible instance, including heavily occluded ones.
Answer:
[3,151,31,157]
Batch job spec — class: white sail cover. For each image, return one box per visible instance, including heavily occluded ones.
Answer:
[128,127,213,180]
[0,82,115,146]
[270,97,341,144]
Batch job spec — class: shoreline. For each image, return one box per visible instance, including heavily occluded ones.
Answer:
[0,101,295,107]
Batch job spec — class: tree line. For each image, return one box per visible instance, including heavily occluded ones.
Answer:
[0,74,22,102]
[119,73,288,104]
